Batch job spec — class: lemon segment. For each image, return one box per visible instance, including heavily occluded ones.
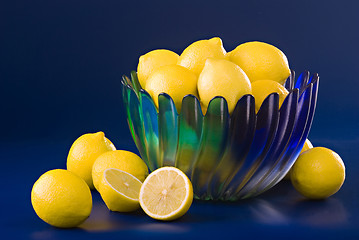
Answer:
[92,150,148,191]
[139,167,193,221]
[291,147,345,199]
[99,168,142,212]
[178,37,227,75]
[145,64,198,113]
[228,41,290,84]
[67,132,116,189]
[251,79,289,113]
[31,169,92,228]
[197,58,252,113]
[137,49,179,88]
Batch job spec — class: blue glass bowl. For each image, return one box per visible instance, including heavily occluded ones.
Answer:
[121,71,319,201]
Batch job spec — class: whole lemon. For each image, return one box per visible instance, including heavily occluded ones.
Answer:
[67,132,116,189]
[228,41,291,84]
[178,37,227,75]
[291,147,345,199]
[145,64,198,113]
[137,49,179,88]
[92,150,148,191]
[31,169,92,228]
[251,79,289,113]
[197,58,252,113]
[284,139,313,180]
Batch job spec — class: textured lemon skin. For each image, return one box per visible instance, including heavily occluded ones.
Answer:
[145,64,198,113]
[178,37,227,75]
[291,147,345,199]
[197,58,252,113]
[228,41,291,84]
[251,79,289,113]
[67,132,116,189]
[137,49,179,88]
[31,169,92,228]
[92,150,148,191]
[99,169,141,212]
[139,167,193,221]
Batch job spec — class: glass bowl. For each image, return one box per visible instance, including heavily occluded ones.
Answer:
[120,70,319,201]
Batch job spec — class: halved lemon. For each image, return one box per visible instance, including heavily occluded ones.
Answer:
[139,167,193,221]
[99,168,142,212]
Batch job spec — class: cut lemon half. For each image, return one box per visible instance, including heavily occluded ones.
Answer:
[99,168,142,212]
[139,167,193,221]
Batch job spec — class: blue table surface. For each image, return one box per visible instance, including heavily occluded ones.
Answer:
[1,137,359,240]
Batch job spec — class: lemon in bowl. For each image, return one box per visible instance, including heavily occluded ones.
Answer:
[228,41,291,84]
[197,58,252,114]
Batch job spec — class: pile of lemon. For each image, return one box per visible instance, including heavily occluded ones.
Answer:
[31,132,193,228]
[138,37,291,113]
[31,37,346,229]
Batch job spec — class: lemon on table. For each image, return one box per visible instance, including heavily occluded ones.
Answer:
[251,79,289,113]
[284,139,313,180]
[197,58,252,113]
[98,168,142,212]
[137,49,179,88]
[228,41,291,84]
[31,169,92,228]
[291,147,345,199]
[92,150,148,191]
[67,132,116,189]
[145,64,198,113]
[178,37,227,75]
[139,167,193,221]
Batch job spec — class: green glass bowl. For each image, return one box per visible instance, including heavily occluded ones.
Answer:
[121,71,319,201]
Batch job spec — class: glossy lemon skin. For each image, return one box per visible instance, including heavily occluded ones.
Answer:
[67,132,116,189]
[228,41,290,84]
[291,147,345,199]
[31,169,92,228]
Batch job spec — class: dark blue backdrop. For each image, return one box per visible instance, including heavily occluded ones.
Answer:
[1,0,359,239]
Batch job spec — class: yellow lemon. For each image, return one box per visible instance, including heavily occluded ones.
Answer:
[99,168,142,212]
[251,79,289,113]
[137,49,179,88]
[284,139,313,180]
[31,169,92,228]
[139,167,193,221]
[291,147,345,199]
[67,132,116,189]
[197,58,252,113]
[228,41,291,84]
[145,64,198,113]
[92,150,148,191]
[178,37,227,75]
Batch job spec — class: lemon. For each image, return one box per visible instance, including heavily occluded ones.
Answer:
[197,58,252,113]
[228,41,291,84]
[284,139,313,180]
[98,168,142,212]
[139,167,193,221]
[31,169,92,228]
[291,147,345,199]
[251,79,289,113]
[137,49,179,88]
[145,64,198,113]
[178,37,227,75]
[67,132,116,189]
[92,150,148,191]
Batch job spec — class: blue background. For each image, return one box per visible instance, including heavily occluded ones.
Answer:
[1,0,359,239]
